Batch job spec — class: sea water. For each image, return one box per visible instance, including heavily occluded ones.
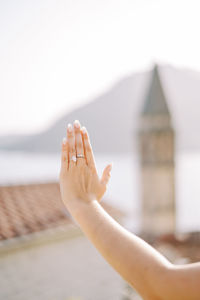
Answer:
[0,151,200,232]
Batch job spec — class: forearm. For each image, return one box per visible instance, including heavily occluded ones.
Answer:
[67,198,173,299]
[60,121,200,300]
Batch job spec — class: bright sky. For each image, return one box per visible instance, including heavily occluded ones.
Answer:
[1,0,200,135]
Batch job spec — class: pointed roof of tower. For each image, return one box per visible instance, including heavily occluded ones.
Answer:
[142,65,170,115]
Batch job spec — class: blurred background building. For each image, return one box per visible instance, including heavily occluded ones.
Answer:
[138,65,176,237]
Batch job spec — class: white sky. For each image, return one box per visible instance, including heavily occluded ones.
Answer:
[1,0,200,135]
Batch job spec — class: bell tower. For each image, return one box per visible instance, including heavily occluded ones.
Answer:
[138,65,176,236]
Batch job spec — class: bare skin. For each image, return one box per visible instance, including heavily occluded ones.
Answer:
[59,119,200,300]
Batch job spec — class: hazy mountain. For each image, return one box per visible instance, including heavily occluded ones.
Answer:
[1,65,200,153]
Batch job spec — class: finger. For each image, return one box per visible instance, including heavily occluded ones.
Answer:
[67,123,77,168]
[73,120,85,167]
[100,164,112,186]
[61,137,69,171]
[81,126,96,170]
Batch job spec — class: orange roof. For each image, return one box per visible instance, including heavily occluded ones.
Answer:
[0,182,125,241]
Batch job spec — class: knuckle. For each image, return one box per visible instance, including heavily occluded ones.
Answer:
[79,161,86,168]
[75,129,81,136]
[67,135,73,141]
[82,132,88,140]
[70,161,76,168]
[69,147,75,154]
[84,134,88,140]
[59,170,65,179]
[67,131,74,137]
[62,155,67,162]
[68,165,73,172]
[85,144,91,152]
[76,140,83,148]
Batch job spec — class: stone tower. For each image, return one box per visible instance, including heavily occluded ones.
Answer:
[138,65,176,237]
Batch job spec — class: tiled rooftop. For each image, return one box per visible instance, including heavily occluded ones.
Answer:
[140,231,200,263]
[0,182,124,241]
[154,232,200,262]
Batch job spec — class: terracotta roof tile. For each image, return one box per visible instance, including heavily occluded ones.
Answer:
[0,182,125,241]
[140,232,200,263]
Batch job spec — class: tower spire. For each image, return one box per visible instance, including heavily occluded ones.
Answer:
[142,65,170,115]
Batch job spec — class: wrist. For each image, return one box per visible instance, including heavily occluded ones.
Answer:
[66,197,98,218]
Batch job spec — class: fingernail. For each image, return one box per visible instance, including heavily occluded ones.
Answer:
[109,163,113,170]
[68,123,73,132]
[62,137,67,145]
[81,126,87,134]
[74,120,80,128]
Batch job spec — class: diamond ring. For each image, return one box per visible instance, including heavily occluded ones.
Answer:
[76,154,85,158]
[71,155,77,162]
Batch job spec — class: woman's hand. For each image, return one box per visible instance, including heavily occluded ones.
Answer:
[59,120,112,210]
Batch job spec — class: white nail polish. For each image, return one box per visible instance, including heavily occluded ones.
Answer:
[81,126,87,134]
[68,123,72,132]
[108,164,112,171]
[62,137,67,145]
[74,120,80,128]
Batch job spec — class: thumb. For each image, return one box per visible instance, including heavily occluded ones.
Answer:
[100,163,113,186]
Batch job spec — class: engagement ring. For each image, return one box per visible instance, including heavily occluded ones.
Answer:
[76,154,85,158]
[71,155,77,162]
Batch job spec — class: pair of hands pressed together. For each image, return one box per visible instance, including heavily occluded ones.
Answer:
[59,120,112,210]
